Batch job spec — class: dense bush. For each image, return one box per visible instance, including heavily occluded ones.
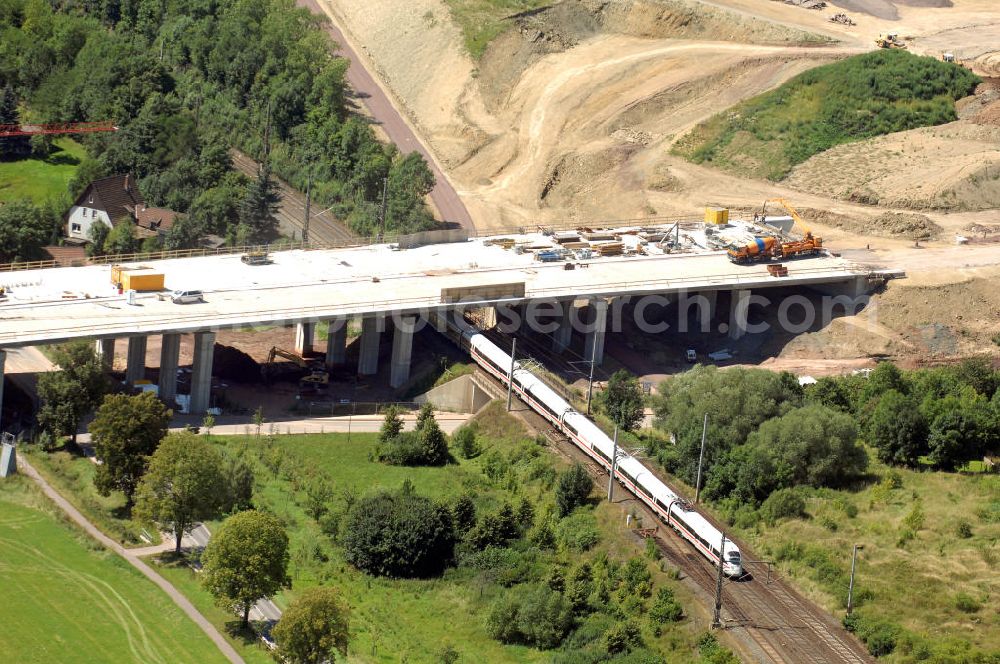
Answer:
[760,488,807,524]
[556,464,594,517]
[342,488,454,578]
[376,405,450,466]
[556,511,600,553]
[677,50,980,180]
[843,613,901,657]
[485,584,574,649]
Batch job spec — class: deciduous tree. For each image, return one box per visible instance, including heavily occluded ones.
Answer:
[134,430,225,552]
[90,391,171,506]
[555,463,593,517]
[201,510,290,628]
[600,370,645,432]
[37,342,107,444]
[272,586,350,664]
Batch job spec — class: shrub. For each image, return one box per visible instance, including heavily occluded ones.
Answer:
[556,464,594,517]
[955,519,973,539]
[343,489,455,578]
[485,584,574,649]
[955,592,981,613]
[603,620,642,655]
[556,511,600,553]
[761,488,807,524]
[452,426,480,459]
[648,587,683,625]
[467,503,520,550]
[843,614,901,657]
[451,494,476,533]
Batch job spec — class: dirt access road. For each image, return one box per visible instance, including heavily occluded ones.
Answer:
[294,0,475,231]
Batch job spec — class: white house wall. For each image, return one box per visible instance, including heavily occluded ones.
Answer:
[66,206,112,241]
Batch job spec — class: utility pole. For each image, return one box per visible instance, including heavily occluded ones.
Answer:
[695,413,708,503]
[586,336,598,415]
[506,338,517,412]
[377,176,388,242]
[712,532,725,628]
[303,171,312,245]
[607,424,619,502]
[847,544,864,616]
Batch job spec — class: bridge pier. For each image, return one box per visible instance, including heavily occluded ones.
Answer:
[294,322,315,356]
[358,315,381,376]
[95,338,115,370]
[728,289,751,341]
[325,319,347,368]
[700,290,718,324]
[552,300,573,353]
[189,331,215,414]
[158,333,181,406]
[125,336,147,385]
[390,316,416,389]
[583,298,608,366]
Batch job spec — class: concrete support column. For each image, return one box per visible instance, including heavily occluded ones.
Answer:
[552,300,574,353]
[584,299,609,366]
[158,333,181,406]
[357,316,381,376]
[728,289,751,341]
[125,336,147,385]
[294,322,315,356]
[190,331,216,414]
[390,316,416,389]
[701,290,718,323]
[95,338,115,370]
[325,319,347,369]
[0,350,6,431]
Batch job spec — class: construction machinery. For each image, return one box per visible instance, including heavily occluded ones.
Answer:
[241,249,270,265]
[728,198,823,264]
[876,33,906,49]
[263,346,326,384]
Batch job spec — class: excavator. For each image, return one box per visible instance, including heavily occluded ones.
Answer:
[727,198,823,264]
[262,346,329,390]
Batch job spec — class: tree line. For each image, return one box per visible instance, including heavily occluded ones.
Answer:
[0,0,437,261]
[649,358,999,525]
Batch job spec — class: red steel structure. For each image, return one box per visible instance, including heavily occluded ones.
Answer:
[0,121,118,137]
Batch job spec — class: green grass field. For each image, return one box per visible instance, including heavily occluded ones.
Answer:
[27,449,158,545]
[0,138,85,203]
[730,461,1000,660]
[442,0,547,59]
[0,475,229,664]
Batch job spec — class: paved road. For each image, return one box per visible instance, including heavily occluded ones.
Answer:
[294,0,476,231]
[230,149,356,245]
[19,457,245,664]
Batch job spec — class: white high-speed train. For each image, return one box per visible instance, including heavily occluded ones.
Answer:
[460,327,743,577]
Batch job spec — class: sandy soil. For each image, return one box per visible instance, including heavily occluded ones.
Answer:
[319,0,1000,370]
[785,121,1000,211]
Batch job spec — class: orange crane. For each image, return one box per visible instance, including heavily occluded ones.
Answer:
[0,121,118,137]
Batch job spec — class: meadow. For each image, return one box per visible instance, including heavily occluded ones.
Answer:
[0,139,84,204]
[0,475,229,664]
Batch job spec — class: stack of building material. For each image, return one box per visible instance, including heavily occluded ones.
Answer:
[581,231,617,241]
[485,238,516,249]
[593,242,624,256]
[552,232,581,244]
[767,264,789,277]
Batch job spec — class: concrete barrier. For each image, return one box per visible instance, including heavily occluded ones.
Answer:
[415,373,493,414]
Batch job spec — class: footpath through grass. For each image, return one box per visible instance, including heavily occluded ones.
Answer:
[730,460,1000,661]
[0,138,85,204]
[673,50,980,181]
[0,475,229,664]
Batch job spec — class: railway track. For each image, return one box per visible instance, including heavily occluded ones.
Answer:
[230,149,357,245]
[478,367,871,664]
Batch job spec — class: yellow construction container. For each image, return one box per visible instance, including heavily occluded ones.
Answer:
[121,270,164,291]
[704,207,729,225]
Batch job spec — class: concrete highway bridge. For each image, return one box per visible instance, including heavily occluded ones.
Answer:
[0,228,891,420]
